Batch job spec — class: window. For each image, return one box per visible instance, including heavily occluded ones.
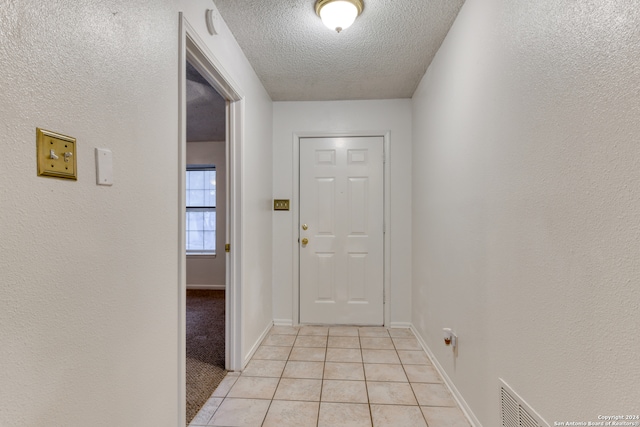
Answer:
[186,166,216,255]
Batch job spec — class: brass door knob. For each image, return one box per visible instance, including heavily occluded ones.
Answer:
[301,238,309,245]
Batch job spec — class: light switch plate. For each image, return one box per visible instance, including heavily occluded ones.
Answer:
[95,148,113,186]
[36,128,77,180]
[274,199,290,211]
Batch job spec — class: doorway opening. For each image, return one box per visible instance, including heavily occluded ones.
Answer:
[184,59,227,423]
[179,15,244,426]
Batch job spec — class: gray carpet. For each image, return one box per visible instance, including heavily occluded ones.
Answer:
[186,290,226,424]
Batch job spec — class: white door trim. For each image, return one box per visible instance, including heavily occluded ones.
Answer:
[178,14,244,426]
[292,131,391,326]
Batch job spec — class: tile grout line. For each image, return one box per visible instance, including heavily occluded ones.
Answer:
[262,326,300,427]
[364,328,384,426]
[395,329,432,426]
[208,373,233,426]
[316,328,329,427]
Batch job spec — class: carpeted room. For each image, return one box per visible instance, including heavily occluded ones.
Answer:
[186,290,226,423]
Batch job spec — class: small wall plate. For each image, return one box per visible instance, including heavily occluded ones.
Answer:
[36,128,77,180]
[274,199,290,211]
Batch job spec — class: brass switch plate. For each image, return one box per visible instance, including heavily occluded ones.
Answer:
[36,128,77,180]
[274,199,290,211]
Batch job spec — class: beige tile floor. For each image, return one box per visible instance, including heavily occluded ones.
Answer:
[189,326,471,427]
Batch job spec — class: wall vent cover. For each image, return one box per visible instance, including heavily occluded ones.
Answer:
[500,379,550,427]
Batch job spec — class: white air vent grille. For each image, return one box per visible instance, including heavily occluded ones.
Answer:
[501,388,520,427]
[521,411,540,427]
[500,379,549,427]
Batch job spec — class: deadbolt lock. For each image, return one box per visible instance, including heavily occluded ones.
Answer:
[302,224,308,230]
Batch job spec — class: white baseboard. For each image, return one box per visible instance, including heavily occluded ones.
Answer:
[186,284,225,290]
[388,322,412,328]
[410,324,482,427]
[243,321,273,368]
[273,319,293,326]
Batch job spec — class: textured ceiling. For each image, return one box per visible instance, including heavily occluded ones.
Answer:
[186,61,226,142]
[213,0,465,101]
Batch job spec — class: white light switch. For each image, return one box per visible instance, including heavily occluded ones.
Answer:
[95,148,113,186]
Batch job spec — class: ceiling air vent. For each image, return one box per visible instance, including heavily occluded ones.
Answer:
[500,379,550,427]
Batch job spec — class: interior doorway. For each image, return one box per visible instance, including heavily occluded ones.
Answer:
[179,15,245,426]
[184,59,227,423]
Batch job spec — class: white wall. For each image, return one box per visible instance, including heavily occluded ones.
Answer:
[272,100,412,325]
[411,0,640,425]
[183,1,273,364]
[0,1,273,425]
[0,1,181,425]
[186,141,226,288]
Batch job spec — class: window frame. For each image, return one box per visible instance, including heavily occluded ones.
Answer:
[186,165,217,256]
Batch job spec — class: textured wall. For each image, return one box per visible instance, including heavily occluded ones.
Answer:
[411,0,640,425]
[0,0,181,425]
[272,100,413,326]
[0,0,274,424]
[186,141,226,288]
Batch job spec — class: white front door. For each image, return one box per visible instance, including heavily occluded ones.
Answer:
[299,136,384,325]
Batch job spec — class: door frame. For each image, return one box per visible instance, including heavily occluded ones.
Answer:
[178,14,244,425]
[292,131,391,326]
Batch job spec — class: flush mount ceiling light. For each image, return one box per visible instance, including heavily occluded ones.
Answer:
[315,0,364,33]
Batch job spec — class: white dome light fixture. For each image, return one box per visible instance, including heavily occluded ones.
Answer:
[315,0,364,33]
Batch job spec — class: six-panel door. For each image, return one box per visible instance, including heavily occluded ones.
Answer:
[299,136,384,325]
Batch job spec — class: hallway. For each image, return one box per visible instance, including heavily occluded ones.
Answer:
[189,325,470,427]
[3,0,639,424]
